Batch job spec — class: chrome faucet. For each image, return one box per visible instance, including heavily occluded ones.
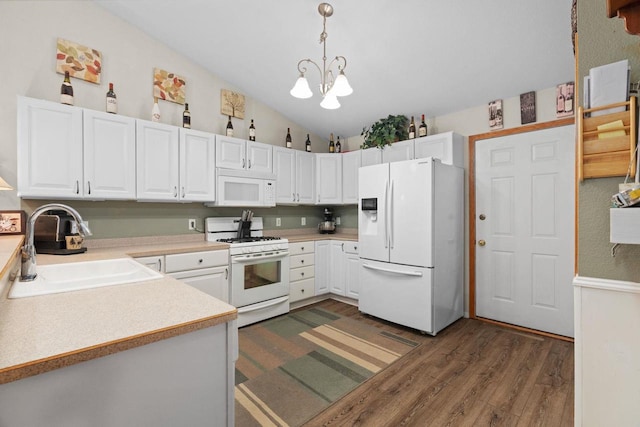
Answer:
[20,203,92,282]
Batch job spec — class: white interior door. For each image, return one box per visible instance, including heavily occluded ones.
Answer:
[475,125,575,337]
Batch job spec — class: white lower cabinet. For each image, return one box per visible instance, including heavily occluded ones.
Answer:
[134,255,165,273]
[165,250,229,303]
[289,242,315,302]
[315,239,359,299]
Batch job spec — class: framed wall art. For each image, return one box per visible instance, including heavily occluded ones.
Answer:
[221,89,245,119]
[556,82,575,118]
[520,91,536,125]
[488,99,504,130]
[153,68,186,104]
[0,210,26,235]
[56,38,102,84]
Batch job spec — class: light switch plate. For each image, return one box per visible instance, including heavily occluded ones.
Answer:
[301,217,306,226]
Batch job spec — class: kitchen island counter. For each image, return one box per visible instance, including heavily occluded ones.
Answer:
[0,236,237,385]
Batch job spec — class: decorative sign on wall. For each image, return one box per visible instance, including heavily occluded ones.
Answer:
[556,81,575,118]
[221,89,245,119]
[153,68,186,104]
[56,38,102,84]
[520,91,536,125]
[0,211,26,235]
[488,99,504,130]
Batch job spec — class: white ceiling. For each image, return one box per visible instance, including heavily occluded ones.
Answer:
[94,0,575,139]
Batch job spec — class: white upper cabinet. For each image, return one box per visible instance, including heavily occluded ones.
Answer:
[382,139,414,163]
[296,151,316,204]
[414,131,464,167]
[17,97,84,199]
[83,110,136,200]
[273,148,315,205]
[361,147,382,167]
[136,120,180,201]
[216,135,272,173]
[341,150,360,204]
[316,154,342,205]
[17,96,135,200]
[179,128,216,202]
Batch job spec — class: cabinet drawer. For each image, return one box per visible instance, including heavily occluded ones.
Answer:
[165,250,229,273]
[342,241,359,255]
[289,241,314,255]
[290,278,315,303]
[290,253,315,268]
[290,265,315,282]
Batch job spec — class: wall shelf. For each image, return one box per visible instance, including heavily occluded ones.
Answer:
[577,96,637,181]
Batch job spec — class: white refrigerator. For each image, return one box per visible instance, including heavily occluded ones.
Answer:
[358,157,463,335]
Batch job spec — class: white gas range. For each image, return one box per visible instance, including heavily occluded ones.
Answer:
[206,217,290,327]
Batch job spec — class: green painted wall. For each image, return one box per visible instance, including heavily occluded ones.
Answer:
[577,0,640,280]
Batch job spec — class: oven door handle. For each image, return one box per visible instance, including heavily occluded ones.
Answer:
[237,295,289,314]
[232,251,289,263]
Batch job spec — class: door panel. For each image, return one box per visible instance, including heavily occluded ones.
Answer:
[475,125,574,337]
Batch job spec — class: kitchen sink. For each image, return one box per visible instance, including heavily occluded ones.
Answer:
[8,258,164,298]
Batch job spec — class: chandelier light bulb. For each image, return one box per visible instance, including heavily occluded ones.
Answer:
[290,74,313,99]
[320,92,340,109]
[332,70,353,97]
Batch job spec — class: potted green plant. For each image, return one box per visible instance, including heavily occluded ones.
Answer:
[360,114,409,149]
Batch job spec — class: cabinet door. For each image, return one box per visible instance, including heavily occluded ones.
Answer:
[247,140,272,173]
[172,266,229,303]
[179,128,216,202]
[382,139,414,163]
[134,255,165,273]
[296,151,316,204]
[136,120,180,201]
[316,154,342,205]
[314,240,330,295]
[414,131,464,167]
[17,96,83,198]
[216,135,245,170]
[83,110,136,200]
[329,241,345,295]
[273,147,296,204]
[342,150,361,204]
[345,253,361,299]
[361,147,382,167]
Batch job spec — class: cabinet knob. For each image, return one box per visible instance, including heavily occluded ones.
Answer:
[301,259,304,264]
[198,259,203,263]
[301,272,305,276]
[301,289,305,293]
[301,246,304,251]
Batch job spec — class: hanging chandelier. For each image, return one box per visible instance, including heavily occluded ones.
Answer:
[289,2,353,110]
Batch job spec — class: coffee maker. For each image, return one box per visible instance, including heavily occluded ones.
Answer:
[34,210,87,255]
[318,208,336,234]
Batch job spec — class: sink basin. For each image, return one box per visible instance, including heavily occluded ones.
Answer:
[8,258,164,298]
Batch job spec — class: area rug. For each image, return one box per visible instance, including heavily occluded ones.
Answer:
[234,304,420,426]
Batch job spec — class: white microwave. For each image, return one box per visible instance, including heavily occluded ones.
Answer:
[210,169,276,207]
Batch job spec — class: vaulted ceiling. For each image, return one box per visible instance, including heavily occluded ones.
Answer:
[95,0,575,138]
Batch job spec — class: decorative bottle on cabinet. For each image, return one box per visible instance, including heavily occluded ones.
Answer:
[151,97,161,122]
[249,119,256,141]
[305,134,312,152]
[60,71,74,105]
[418,114,427,137]
[286,128,292,148]
[106,83,117,114]
[329,133,335,153]
[182,103,191,128]
[336,136,342,153]
[226,116,233,137]
[408,116,416,139]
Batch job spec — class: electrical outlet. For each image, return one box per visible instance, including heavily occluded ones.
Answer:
[188,219,196,230]
[276,217,281,227]
[336,216,341,225]
[301,217,306,226]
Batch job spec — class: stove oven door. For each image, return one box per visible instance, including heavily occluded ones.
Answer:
[230,250,290,308]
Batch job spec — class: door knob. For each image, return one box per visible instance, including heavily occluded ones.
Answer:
[479,214,486,220]
[478,240,486,247]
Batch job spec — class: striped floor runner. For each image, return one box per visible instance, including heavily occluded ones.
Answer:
[235,304,420,426]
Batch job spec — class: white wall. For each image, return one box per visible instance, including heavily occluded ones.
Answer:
[0,1,321,210]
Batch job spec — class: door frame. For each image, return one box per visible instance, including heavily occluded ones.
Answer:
[468,118,575,323]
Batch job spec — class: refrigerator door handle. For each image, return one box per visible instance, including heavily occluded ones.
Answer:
[362,262,423,277]
[389,179,394,249]
[384,179,389,248]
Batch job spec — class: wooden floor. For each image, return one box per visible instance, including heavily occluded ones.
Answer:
[303,300,574,427]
